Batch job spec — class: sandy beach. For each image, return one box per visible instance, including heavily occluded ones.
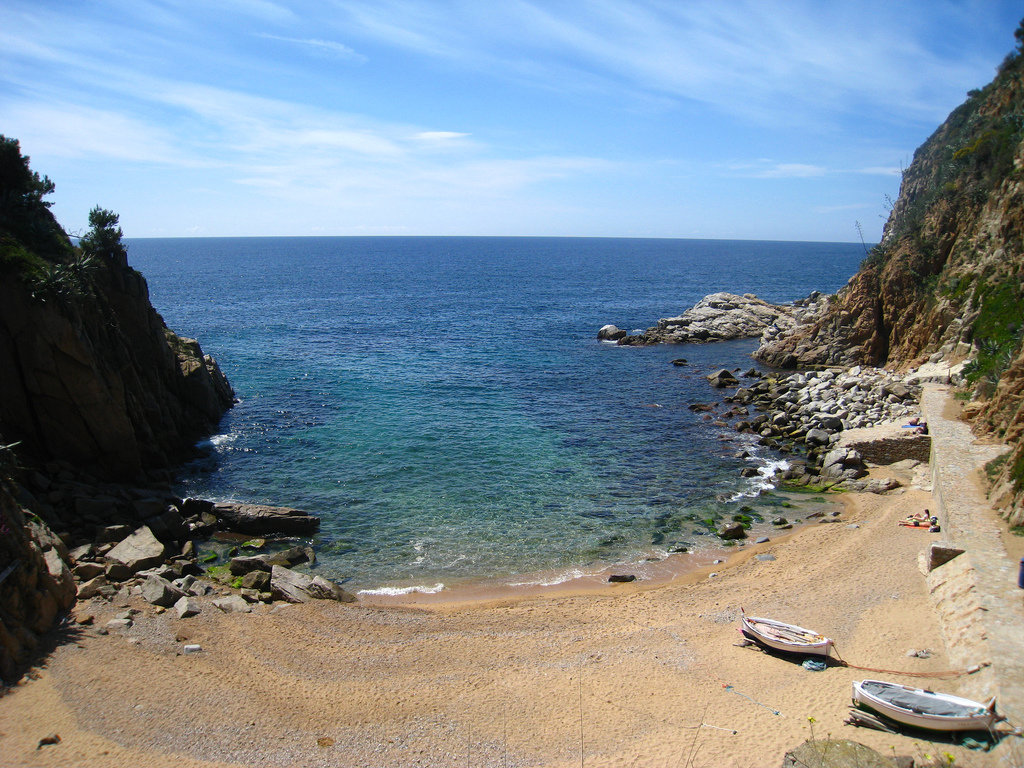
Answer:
[4,460,1010,768]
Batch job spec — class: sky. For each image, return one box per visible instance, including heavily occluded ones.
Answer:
[1,1,1021,242]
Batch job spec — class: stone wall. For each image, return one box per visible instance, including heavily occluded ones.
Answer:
[845,436,931,466]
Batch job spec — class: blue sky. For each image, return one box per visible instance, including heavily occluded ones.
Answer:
[2,2,1021,241]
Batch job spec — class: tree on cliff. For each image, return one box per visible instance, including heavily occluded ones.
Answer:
[79,205,128,268]
[0,135,67,261]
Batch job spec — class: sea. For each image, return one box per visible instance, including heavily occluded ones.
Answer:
[125,237,864,598]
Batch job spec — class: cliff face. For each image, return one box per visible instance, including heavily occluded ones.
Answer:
[0,140,233,481]
[0,138,234,681]
[0,253,234,481]
[756,22,1024,525]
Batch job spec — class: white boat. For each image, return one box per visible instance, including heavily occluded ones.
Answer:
[852,679,1002,732]
[740,611,833,658]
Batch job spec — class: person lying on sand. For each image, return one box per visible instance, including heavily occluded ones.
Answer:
[899,509,938,528]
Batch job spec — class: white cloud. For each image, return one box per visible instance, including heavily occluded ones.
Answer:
[725,161,827,178]
[756,164,828,179]
[329,0,1002,126]
[413,131,471,141]
[2,102,195,165]
[256,33,367,62]
[857,166,904,176]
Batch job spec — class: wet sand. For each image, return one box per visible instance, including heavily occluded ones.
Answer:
[4,471,1008,768]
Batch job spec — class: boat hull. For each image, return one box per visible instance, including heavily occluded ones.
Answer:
[740,615,833,658]
[852,679,999,732]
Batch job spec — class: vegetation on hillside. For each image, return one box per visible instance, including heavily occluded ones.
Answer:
[857,19,1024,390]
[0,135,129,303]
[876,19,1024,253]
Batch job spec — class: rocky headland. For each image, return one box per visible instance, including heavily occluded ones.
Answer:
[599,290,831,346]
[0,137,352,684]
[598,31,1024,535]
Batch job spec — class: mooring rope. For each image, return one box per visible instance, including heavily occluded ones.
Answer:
[829,644,986,680]
[722,684,783,716]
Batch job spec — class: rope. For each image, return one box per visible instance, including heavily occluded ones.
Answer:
[829,644,984,680]
[737,635,980,679]
[722,684,783,716]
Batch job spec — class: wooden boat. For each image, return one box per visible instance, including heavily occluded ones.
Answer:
[852,679,1002,732]
[740,610,833,658]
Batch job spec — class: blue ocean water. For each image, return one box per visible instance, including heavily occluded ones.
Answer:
[126,237,863,594]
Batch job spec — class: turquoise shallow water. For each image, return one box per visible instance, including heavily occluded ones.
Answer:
[126,237,862,594]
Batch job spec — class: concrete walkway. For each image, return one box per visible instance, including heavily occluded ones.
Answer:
[921,385,1024,746]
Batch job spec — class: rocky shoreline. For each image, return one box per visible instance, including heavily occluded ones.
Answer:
[712,365,929,491]
[598,290,831,346]
[0,454,352,682]
[601,289,951,523]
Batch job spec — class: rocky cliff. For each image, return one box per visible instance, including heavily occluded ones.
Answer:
[0,137,235,681]
[756,21,1024,525]
[0,250,234,480]
[0,143,234,481]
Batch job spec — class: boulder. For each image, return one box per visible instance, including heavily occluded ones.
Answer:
[781,739,905,768]
[229,546,314,576]
[209,503,320,536]
[646,293,797,345]
[228,555,273,576]
[707,369,739,388]
[805,428,831,446]
[212,595,252,613]
[718,522,747,540]
[104,561,133,581]
[141,574,186,608]
[597,324,627,341]
[817,415,844,432]
[882,382,912,400]
[864,477,901,494]
[174,596,202,618]
[241,570,271,591]
[74,562,105,581]
[271,565,356,604]
[142,507,188,542]
[106,526,167,574]
[76,575,109,600]
[308,576,357,603]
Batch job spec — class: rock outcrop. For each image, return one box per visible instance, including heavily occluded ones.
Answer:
[0,246,234,481]
[755,24,1024,523]
[609,292,830,346]
[718,365,924,488]
[0,476,77,682]
[0,137,238,682]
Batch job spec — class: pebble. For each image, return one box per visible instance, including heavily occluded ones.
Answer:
[183,644,203,655]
